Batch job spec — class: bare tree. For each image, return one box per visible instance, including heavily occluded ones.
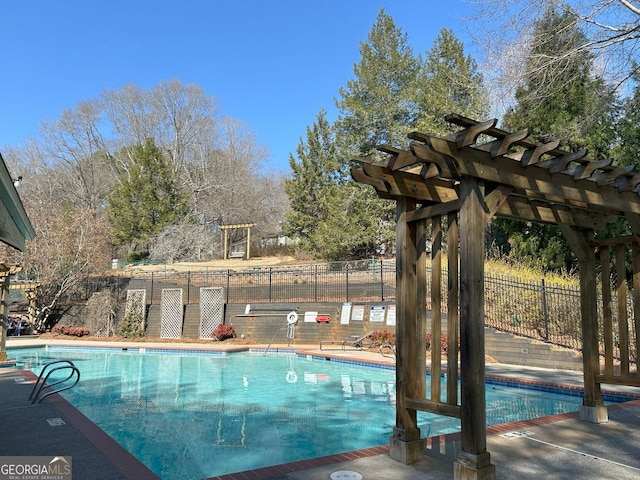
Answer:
[2,154,112,329]
[468,0,640,112]
[101,80,220,185]
[32,99,115,211]
[6,79,287,268]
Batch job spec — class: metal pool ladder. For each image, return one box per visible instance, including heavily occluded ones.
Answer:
[29,359,80,404]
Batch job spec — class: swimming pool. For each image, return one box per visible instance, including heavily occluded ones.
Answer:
[7,347,627,479]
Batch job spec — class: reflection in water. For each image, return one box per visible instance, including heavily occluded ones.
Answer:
[8,348,587,480]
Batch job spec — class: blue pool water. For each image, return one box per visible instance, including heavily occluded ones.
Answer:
[6,347,624,479]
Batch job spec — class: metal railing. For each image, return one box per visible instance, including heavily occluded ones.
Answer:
[29,360,80,404]
[62,259,636,358]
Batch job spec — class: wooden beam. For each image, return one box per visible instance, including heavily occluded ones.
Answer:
[516,139,560,166]
[458,178,490,456]
[538,149,588,173]
[401,200,461,223]
[392,197,426,448]
[361,163,458,203]
[354,160,615,229]
[559,225,605,412]
[405,397,461,417]
[454,118,497,148]
[431,216,442,403]
[409,142,456,178]
[617,173,640,192]
[596,375,640,388]
[496,197,613,230]
[484,186,513,222]
[616,244,630,375]
[600,248,614,376]
[633,243,640,374]
[447,211,459,406]
[594,164,635,186]
[568,158,613,181]
[489,129,529,157]
[428,136,640,216]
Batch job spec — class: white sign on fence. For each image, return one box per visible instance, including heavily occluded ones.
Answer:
[386,304,396,326]
[304,311,318,322]
[352,304,365,321]
[340,302,352,324]
[370,305,386,323]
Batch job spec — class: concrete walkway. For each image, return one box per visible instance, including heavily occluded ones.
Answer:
[2,337,640,480]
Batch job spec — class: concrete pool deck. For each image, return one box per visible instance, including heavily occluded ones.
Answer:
[2,337,640,480]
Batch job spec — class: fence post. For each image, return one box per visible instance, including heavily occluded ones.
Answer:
[187,271,191,304]
[226,270,230,304]
[150,272,154,305]
[541,278,549,341]
[314,264,318,302]
[345,263,350,302]
[269,267,272,302]
[380,260,384,302]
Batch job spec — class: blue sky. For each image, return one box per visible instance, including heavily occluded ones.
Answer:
[0,1,471,172]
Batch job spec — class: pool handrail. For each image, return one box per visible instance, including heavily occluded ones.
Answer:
[29,359,80,404]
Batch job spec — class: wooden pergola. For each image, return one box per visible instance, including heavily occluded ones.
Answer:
[220,223,255,260]
[351,114,640,479]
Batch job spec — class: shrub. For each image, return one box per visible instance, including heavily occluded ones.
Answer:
[51,325,90,337]
[126,250,150,263]
[425,332,452,353]
[116,310,145,338]
[372,330,396,347]
[212,324,235,341]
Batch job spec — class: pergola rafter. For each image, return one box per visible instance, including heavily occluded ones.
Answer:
[351,114,640,479]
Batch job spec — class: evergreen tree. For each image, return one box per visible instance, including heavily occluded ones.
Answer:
[107,138,189,252]
[503,5,616,158]
[417,28,489,135]
[286,9,489,260]
[284,110,343,251]
[614,70,640,168]
[492,4,618,271]
[335,8,423,157]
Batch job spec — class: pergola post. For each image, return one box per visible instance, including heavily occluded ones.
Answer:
[454,178,495,480]
[246,225,252,259]
[560,225,608,423]
[389,197,427,464]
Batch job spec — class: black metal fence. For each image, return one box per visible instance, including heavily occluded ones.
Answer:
[68,259,635,356]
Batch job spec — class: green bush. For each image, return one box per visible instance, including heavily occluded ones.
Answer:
[116,310,145,338]
[126,250,150,263]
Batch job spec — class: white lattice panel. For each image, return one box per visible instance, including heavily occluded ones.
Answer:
[126,289,146,332]
[200,287,224,339]
[160,288,183,339]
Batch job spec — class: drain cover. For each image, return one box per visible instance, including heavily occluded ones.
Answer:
[46,418,66,427]
[499,430,535,439]
[330,471,363,480]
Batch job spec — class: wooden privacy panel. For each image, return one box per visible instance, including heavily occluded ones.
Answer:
[161,288,183,339]
[597,240,640,384]
[200,287,224,339]
[405,213,461,418]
